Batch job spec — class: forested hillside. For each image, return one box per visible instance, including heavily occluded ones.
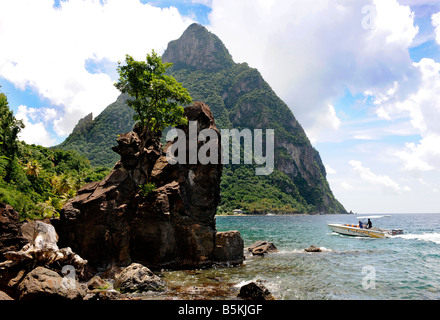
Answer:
[0,90,109,220]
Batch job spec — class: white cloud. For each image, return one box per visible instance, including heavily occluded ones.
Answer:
[208,0,418,143]
[349,160,411,193]
[191,0,212,6]
[16,105,56,147]
[432,11,440,44]
[341,182,354,191]
[307,104,342,144]
[394,134,440,171]
[325,164,337,175]
[371,58,440,171]
[0,0,193,143]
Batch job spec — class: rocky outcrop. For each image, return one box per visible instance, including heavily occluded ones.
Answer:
[71,112,93,136]
[56,102,244,270]
[163,23,234,72]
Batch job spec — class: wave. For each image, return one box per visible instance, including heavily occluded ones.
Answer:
[396,233,440,245]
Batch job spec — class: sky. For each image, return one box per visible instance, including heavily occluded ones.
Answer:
[1,0,440,214]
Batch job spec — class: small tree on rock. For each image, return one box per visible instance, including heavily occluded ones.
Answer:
[114,50,192,137]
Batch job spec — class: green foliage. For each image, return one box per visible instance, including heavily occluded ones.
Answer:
[0,91,24,182]
[139,182,157,197]
[115,50,192,135]
[0,141,107,220]
[0,93,111,220]
[220,165,311,214]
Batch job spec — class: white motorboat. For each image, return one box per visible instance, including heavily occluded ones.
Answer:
[327,215,403,238]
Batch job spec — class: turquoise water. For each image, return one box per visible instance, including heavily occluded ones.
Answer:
[158,213,440,300]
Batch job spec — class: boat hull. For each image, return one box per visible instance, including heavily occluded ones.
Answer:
[327,224,388,238]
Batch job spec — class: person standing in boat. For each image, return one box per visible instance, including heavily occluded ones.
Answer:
[366,219,372,229]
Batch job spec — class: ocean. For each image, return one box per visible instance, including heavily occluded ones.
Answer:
[151,213,440,300]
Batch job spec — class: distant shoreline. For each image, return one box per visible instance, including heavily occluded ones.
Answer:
[215,212,348,217]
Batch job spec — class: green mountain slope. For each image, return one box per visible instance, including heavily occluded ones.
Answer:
[55,23,346,214]
[55,94,134,168]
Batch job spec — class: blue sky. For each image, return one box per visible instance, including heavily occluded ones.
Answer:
[1,0,440,213]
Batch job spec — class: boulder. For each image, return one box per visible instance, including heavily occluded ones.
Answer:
[304,245,322,253]
[247,241,278,256]
[18,267,84,300]
[0,203,28,262]
[213,231,244,265]
[57,102,243,269]
[238,280,275,300]
[113,263,166,293]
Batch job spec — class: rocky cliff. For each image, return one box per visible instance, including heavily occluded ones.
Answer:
[56,102,244,270]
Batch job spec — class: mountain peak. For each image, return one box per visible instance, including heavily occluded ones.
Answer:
[162,23,234,72]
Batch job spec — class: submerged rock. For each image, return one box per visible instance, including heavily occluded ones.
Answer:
[304,245,322,253]
[238,280,275,300]
[247,241,278,256]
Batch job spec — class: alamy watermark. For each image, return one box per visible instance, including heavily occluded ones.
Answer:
[362,265,376,290]
[362,4,377,30]
[61,265,76,290]
[166,121,275,176]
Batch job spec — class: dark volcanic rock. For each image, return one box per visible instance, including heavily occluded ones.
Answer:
[57,102,243,270]
[0,203,28,262]
[213,231,245,265]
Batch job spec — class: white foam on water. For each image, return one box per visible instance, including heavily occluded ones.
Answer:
[396,233,440,245]
[277,247,333,254]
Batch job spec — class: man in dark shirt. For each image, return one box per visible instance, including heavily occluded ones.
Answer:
[366,219,372,229]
